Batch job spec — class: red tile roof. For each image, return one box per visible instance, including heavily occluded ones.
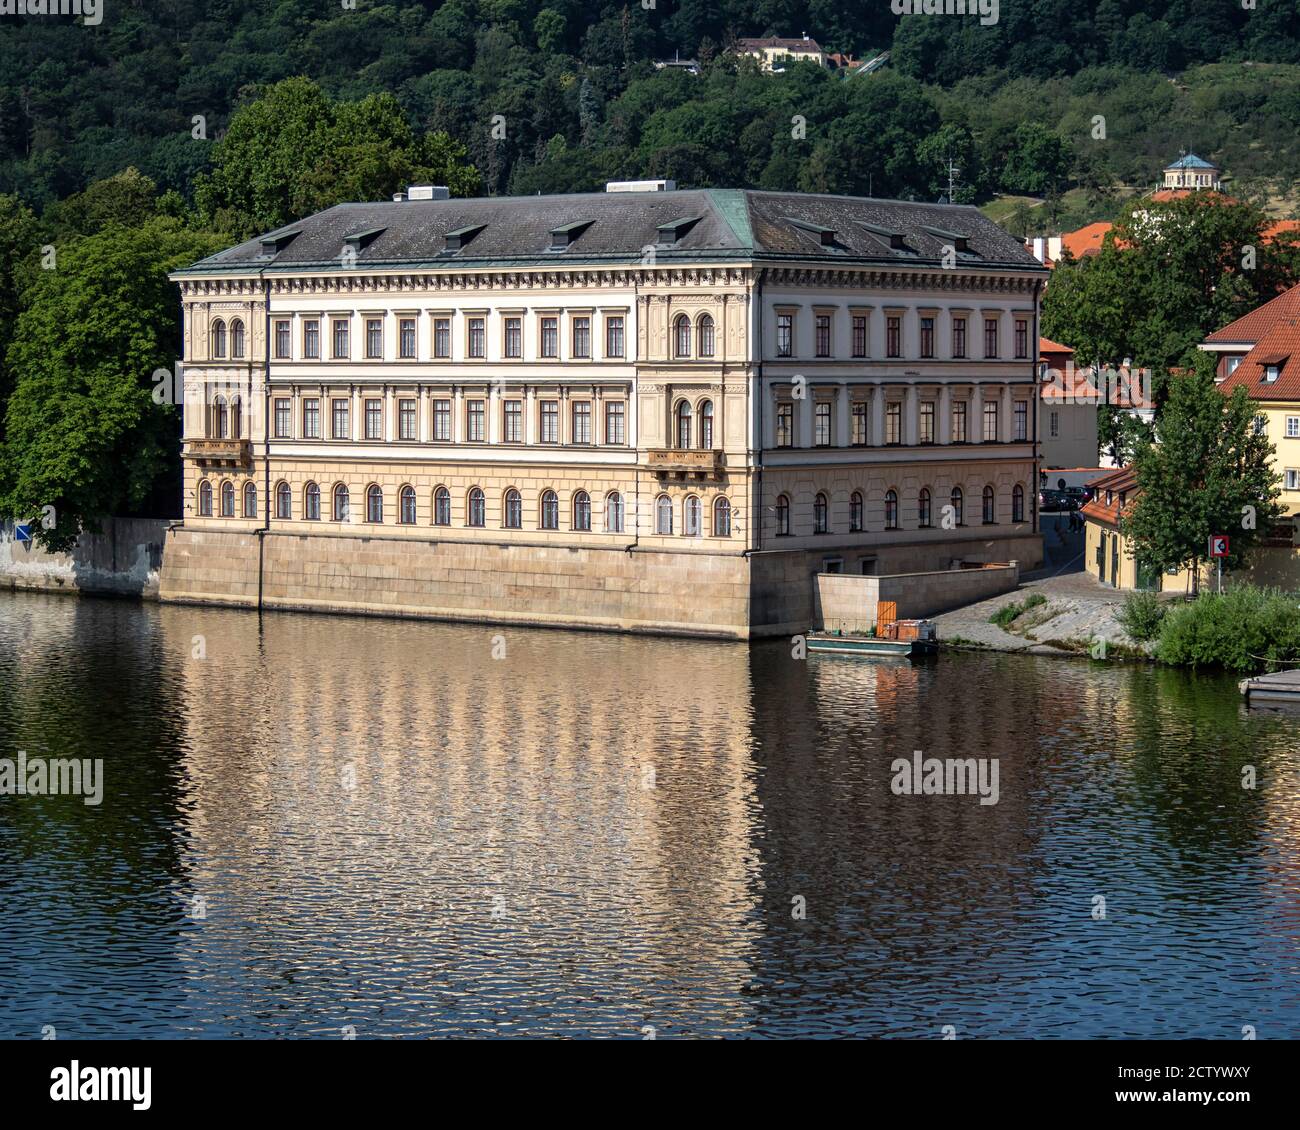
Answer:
[1040,368,1103,402]
[1217,319,1300,401]
[1082,467,1138,526]
[1205,282,1300,344]
[1060,222,1114,259]
[1150,188,1238,204]
[1039,336,1074,355]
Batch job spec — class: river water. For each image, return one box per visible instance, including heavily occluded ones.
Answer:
[0,590,1296,1039]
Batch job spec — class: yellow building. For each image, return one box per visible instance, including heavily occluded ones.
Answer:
[161,183,1047,637]
[736,35,826,71]
[1081,468,1198,591]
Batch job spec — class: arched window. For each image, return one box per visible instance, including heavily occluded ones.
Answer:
[468,487,486,527]
[198,480,213,516]
[699,400,714,449]
[230,319,245,359]
[400,485,416,525]
[884,489,899,530]
[674,400,692,449]
[242,480,257,518]
[229,396,241,440]
[1012,483,1025,523]
[213,395,228,439]
[775,494,790,536]
[276,481,292,520]
[220,481,235,517]
[983,484,996,524]
[674,314,691,358]
[697,314,715,358]
[850,490,864,532]
[918,487,932,528]
[504,488,522,529]
[573,490,591,531]
[655,494,673,535]
[366,484,383,523]
[713,495,731,537]
[951,486,964,526]
[333,483,350,522]
[814,492,829,534]
[211,319,227,359]
[433,486,451,526]
[304,482,320,521]
[606,492,624,533]
[684,494,702,536]
[540,489,559,530]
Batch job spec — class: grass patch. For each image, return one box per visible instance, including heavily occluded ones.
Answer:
[988,592,1047,629]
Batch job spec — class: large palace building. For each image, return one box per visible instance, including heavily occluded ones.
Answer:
[160,183,1046,638]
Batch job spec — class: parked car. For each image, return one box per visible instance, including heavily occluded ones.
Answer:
[1039,489,1069,511]
[1063,486,1092,507]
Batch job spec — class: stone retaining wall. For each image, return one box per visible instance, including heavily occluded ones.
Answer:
[815,563,1021,633]
[0,518,169,598]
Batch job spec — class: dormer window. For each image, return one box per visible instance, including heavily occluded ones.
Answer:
[549,220,594,250]
[1258,353,1286,383]
[1265,364,1281,383]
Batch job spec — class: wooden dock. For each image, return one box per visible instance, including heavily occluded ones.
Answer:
[1239,668,1300,707]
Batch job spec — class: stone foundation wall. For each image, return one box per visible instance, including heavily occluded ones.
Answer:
[159,526,1043,639]
[1,518,169,598]
[815,563,1021,634]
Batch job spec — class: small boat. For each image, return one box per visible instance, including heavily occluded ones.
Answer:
[1238,668,1300,708]
[806,622,938,658]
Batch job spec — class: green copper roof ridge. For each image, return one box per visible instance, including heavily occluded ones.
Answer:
[706,189,755,251]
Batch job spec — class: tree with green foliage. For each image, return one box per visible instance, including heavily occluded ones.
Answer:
[0,193,41,435]
[1121,355,1283,591]
[1097,405,1153,467]
[1043,194,1300,379]
[195,78,481,238]
[0,218,223,551]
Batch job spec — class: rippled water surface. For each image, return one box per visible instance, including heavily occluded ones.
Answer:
[0,590,1296,1038]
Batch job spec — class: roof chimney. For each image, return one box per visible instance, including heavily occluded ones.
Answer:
[407,185,450,201]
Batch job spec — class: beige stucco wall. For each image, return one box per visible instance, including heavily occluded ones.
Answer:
[815,564,1020,633]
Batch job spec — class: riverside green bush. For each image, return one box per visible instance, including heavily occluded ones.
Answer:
[1154,587,1300,672]
[1118,590,1167,642]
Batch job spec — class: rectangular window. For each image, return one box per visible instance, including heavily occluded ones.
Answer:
[540,316,558,358]
[984,318,999,358]
[400,318,417,359]
[504,399,523,443]
[1287,416,1300,439]
[814,401,832,446]
[466,399,485,442]
[302,398,320,438]
[885,401,902,444]
[983,400,999,442]
[398,398,416,441]
[605,401,625,445]
[1015,318,1029,359]
[274,398,290,438]
[572,401,592,444]
[1014,399,1028,441]
[776,402,793,447]
[920,316,935,359]
[852,315,867,358]
[365,318,382,359]
[433,399,451,441]
[332,398,350,440]
[1050,409,1060,438]
[540,400,559,444]
[920,401,935,444]
[303,319,320,359]
[1253,414,1267,436]
[572,316,591,358]
[432,317,450,359]
[886,315,901,358]
[605,315,625,358]
[467,317,486,359]
[953,317,967,358]
[504,316,522,358]
[364,398,382,440]
[1286,469,1300,490]
[274,320,291,359]
[952,401,968,443]
[332,319,349,359]
[776,313,793,357]
[815,314,831,358]
[852,402,868,445]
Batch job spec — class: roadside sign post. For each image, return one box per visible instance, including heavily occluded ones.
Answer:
[1209,535,1229,594]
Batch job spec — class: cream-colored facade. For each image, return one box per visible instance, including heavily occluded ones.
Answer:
[164,187,1046,637]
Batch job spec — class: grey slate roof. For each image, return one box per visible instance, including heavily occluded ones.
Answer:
[178,189,1045,275]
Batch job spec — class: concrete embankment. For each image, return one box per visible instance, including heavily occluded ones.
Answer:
[0,518,170,598]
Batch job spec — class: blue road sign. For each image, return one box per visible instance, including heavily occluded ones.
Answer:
[14,523,32,544]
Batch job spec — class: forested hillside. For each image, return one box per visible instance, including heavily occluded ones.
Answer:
[2,1,1300,218]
